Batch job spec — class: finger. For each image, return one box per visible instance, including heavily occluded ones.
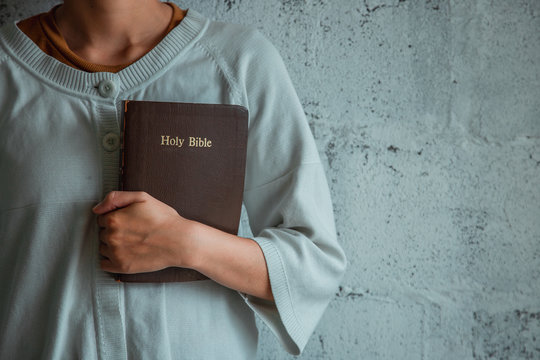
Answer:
[96,214,107,228]
[92,191,148,215]
[98,227,119,248]
[99,241,110,259]
[96,212,121,229]
[98,228,106,244]
[100,258,116,273]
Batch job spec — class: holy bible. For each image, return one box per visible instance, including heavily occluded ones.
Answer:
[115,100,248,282]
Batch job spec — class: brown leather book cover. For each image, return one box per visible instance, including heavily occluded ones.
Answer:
[115,100,248,282]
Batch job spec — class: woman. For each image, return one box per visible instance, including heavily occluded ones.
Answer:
[0,1,346,358]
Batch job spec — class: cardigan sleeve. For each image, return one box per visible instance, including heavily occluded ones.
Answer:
[228,28,347,354]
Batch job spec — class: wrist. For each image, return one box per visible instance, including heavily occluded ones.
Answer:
[171,218,208,271]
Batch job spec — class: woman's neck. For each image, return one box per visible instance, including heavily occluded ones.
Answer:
[55,0,173,65]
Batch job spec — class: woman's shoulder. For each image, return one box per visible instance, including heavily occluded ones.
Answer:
[192,10,281,65]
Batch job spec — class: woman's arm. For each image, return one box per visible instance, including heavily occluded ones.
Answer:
[92,190,273,301]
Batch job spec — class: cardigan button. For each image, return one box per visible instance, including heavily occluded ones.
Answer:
[98,79,116,98]
[102,132,120,152]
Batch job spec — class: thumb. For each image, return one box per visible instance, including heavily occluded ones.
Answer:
[92,191,148,214]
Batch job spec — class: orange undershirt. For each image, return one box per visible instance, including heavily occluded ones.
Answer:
[17,3,186,73]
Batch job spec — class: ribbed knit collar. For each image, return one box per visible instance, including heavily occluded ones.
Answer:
[0,9,208,98]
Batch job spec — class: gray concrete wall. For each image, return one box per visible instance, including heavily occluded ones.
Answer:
[2,1,539,359]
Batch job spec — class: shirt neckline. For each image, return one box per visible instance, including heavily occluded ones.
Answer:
[35,2,186,73]
[0,8,208,98]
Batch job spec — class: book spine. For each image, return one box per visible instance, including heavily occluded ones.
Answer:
[114,101,130,283]
[119,101,129,192]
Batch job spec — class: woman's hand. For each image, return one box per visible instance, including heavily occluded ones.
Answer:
[92,191,196,274]
[92,191,273,301]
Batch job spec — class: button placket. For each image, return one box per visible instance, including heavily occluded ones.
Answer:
[93,103,127,360]
[96,103,122,194]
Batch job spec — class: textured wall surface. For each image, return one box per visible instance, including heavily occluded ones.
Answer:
[1,1,539,359]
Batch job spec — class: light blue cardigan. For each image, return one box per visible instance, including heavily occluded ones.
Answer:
[0,8,346,359]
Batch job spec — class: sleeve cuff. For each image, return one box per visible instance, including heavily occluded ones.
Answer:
[241,236,309,355]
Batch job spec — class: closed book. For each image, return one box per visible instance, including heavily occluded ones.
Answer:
[115,100,248,282]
